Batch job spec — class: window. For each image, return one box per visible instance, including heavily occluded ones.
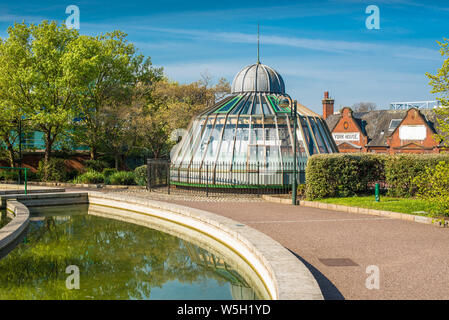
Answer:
[389,119,402,131]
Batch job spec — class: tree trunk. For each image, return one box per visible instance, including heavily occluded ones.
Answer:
[44,130,54,181]
[90,146,97,160]
[114,154,119,170]
[5,141,16,167]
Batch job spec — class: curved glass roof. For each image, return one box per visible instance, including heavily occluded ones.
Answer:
[171,92,338,170]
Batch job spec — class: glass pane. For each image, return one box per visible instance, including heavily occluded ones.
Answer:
[178,118,204,165]
[204,116,225,163]
[215,96,242,113]
[240,95,255,115]
[261,96,273,115]
[217,117,237,163]
[309,118,327,153]
[233,117,250,163]
[192,116,216,163]
[277,115,293,163]
[230,95,248,115]
[300,117,317,155]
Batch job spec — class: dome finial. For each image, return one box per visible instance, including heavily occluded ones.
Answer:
[257,23,260,64]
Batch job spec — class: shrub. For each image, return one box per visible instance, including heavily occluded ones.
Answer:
[37,158,67,182]
[73,170,104,184]
[414,161,449,217]
[305,154,386,200]
[84,159,109,172]
[385,154,449,197]
[134,165,147,186]
[0,169,19,182]
[102,168,118,185]
[108,171,136,185]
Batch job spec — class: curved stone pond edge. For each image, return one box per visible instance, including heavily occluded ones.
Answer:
[3,191,323,300]
[0,200,30,258]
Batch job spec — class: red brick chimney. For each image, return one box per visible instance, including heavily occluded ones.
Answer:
[322,91,334,119]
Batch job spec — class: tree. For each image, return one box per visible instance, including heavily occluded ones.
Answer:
[0,21,80,178]
[134,79,217,159]
[426,38,449,149]
[351,102,377,112]
[65,31,163,160]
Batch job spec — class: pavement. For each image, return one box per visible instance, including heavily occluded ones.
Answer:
[72,188,449,300]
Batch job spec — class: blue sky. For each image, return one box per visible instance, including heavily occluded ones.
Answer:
[0,0,448,113]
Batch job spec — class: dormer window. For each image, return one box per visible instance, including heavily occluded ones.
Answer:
[389,119,402,131]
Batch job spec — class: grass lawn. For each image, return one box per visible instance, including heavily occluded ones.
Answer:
[316,196,432,216]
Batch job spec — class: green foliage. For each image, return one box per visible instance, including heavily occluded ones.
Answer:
[297,184,306,198]
[414,161,449,217]
[84,159,109,172]
[0,21,81,167]
[134,165,147,186]
[37,158,67,182]
[305,154,385,200]
[385,154,449,197]
[108,171,136,185]
[73,170,104,184]
[426,38,449,149]
[0,169,19,182]
[102,168,118,184]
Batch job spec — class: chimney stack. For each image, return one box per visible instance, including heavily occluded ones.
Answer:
[322,91,334,119]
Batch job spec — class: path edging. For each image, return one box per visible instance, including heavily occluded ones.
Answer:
[261,195,446,227]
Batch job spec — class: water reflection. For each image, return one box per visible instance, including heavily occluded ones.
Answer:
[0,211,12,229]
[0,205,260,300]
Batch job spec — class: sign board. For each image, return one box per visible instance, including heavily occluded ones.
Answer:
[399,125,426,141]
[332,132,360,142]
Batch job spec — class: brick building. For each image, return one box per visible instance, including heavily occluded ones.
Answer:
[322,92,446,154]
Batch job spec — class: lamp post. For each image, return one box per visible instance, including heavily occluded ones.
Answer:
[279,97,298,205]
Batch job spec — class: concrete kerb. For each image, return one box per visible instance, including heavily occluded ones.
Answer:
[0,200,30,257]
[261,195,438,226]
[87,192,323,300]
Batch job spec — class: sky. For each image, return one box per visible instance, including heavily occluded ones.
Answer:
[0,0,448,114]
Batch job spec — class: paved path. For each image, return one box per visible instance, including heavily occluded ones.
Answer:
[73,188,449,299]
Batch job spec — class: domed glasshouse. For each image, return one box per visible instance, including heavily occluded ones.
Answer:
[169,62,338,189]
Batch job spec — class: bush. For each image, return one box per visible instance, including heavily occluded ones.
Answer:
[102,168,118,185]
[385,154,449,197]
[108,171,136,185]
[305,154,385,200]
[84,159,109,172]
[0,169,19,182]
[414,161,449,217]
[134,165,147,186]
[73,170,104,184]
[37,158,67,182]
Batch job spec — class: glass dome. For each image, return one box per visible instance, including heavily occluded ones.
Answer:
[170,64,338,187]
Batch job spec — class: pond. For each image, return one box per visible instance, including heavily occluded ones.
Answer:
[0,211,12,229]
[0,204,267,300]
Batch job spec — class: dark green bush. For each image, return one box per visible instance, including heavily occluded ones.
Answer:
[0,169,19,182]
[37,158,67,182]
[73,170,104,184]
[108,171,136,185]
[84,159,109,172]
[102,168,118,184]
[134,165,147,186]
[385,154,449,197]
[305,154,386,200]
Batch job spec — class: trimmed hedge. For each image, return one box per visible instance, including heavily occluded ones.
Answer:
[306,153,449,200]
[385,154,449,197]
[306,154,385,200]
